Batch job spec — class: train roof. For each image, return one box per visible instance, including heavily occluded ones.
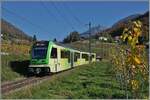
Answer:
[53,41,81,52]
[36,40,96,54]
[53,42,96,54]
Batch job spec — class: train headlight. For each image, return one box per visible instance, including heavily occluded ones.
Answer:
[36,68,41,74]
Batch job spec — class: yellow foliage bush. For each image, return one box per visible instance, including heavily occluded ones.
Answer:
[111,20,149,98]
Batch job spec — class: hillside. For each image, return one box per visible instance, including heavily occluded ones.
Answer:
[1,19,33,44]
[1,19,32,82]
[134,11,149,42]
[112,14,141,28]
[80,25,107,38]
[77,11,149,43]
[96,11,149,42]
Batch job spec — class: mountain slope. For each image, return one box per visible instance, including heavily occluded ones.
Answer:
[97,11,149,41]
[112,14,141,28]
[134,11,149,42]
[1,19,33,44]
[80,25,107,38]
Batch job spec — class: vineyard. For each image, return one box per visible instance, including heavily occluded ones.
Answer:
[69,20,149,99]
[1,42,31,82]
[1,42,31,55]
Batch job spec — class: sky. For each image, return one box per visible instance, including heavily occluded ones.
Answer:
[2,1,149,41]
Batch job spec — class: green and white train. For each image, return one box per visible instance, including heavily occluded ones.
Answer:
[28,41,96,75]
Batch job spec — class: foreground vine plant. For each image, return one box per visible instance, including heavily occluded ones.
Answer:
[111,20,149,99]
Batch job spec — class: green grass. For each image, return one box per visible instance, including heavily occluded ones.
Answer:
[3,61,131,99]
[1,54,29,82]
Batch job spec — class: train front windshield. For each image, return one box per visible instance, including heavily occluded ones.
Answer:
[32,47,47,59]
[31,41,49,59]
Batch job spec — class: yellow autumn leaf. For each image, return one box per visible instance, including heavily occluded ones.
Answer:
[133,21,139,28]
[136,39,139,44]
[133,56,141,65]
[128,31,132,34]
[132,65,136,69]
[128,36,132,41]
[131,80,139,90]
[120,35,123,39]
[123,28,128,32]
[133,27,138,33]
[122,34,128,41]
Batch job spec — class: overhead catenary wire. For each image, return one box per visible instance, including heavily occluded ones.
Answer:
[40,1,60,23]
[2,7,55,36]
[40,1,70,33]
[41,1,88,34]
[51,2,76,31]
[61,3,85,27]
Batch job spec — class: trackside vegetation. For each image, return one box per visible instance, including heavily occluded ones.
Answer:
[111,20,149,99]
[1,42,31,82]
[1,54,29,82]
[3,61,133,99]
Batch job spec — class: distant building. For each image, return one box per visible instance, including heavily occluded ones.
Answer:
[98,36,108,41]
[114,36,120,43]
[1,34,3,37]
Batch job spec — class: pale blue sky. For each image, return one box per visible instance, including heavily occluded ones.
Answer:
[2,1,149,41]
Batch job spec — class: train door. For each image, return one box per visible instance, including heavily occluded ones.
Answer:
[70,52,74,68]
[51,47,58,72]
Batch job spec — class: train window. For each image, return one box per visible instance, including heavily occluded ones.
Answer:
[74,52,80,62]
[82,54,89,61]
[51,48,57,58]
[92,55,94,58]
[61,50,66,58]
[90,54,94,61]
[61,50,70,59]
[93,54,95,59]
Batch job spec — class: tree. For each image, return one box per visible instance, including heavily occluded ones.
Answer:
[63,31,80,43]
[112,20,149,98]
[53,38,57,42]
[33,34,37,42]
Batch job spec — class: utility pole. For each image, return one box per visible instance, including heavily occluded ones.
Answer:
[89,22,91,63]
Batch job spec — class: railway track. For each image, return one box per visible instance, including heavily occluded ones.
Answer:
[1,68,75,95]
[1,76,51,95]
